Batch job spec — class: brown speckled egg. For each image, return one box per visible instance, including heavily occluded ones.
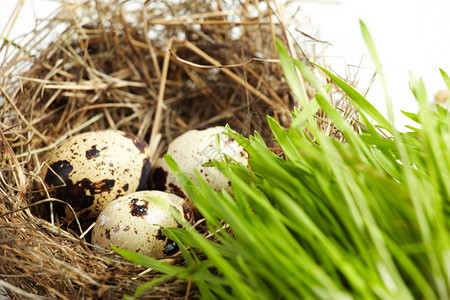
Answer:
[91,190,193,258]
[42,130,151,220]
[152,126,248,208]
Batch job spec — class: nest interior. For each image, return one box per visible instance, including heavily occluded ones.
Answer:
[0,0,358,298]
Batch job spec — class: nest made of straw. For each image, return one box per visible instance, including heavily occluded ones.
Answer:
[0,0,359,298]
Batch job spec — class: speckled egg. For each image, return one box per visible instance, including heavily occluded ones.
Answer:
[42,130,151,220]
[152,126,248,207]
[91,190,193,258]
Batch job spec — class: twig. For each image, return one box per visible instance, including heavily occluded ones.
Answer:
[149,37,175,159]
[14,113,104,159]
[0,127,26,199]
[121,6,156,93]
[169,49,279,69]
[0,279,44,300]
[179,39,287,109]
[0,85,49,143]
[0,0,25,42]
[149,20,270,25]
[295,29,332,45]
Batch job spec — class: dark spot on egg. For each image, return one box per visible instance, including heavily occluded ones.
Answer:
[45,160,73,187]
[182,204,194,222]
[85,145,100,160]
[225,136,234,144]
[105,229,111,240]
[45,159,116,217]
[123,225,130,232]
[168,183,186,199]
[164,240,179,256]
[152,167,168,190]
[112,224,120,233]
[46,169,94,215]
[122,183,129,192]
[155,228,166,241]
[137,158,151,191]
[123,132,147,154]
[77,209,94,221]
[130,198,148,217]
[92,179,116,192]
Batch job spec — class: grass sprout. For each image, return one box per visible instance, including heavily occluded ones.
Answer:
[116,22,450,299]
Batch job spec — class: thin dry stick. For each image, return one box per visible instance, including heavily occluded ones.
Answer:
[21,79,147,90]
[0,0,25,42]
[64,104,138,124]
[243,62,285,105]
[121,6,156,93]
[150,9,240,24]
[170,50,279,69]
[0,85,49,143]
[180,39,287,109]
[0,279,44,300]
[296,28,332,45]
[268,8,283,80]
[0,197,85,238]
[142,7,161,79]
[241,49,251,134]
[149,20,270,25]
[0,128,26,199]
[149,37,175,159]
[15,113,104,159]
[184,275,193,300]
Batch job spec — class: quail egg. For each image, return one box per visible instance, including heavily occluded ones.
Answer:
[43,129,151,220]
[152,126,248,207]
[91,190,193,258]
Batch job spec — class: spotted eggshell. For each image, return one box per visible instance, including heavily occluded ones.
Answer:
[152,126,248,208]
[43,129,151,220]
[91,190,193,258]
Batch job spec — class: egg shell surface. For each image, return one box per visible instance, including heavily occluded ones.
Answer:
[43,130,151,220]
[152,126,248,207]
[91,190,193,258]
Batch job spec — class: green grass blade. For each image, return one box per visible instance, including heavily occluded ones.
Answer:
[439,69,450,89]
[313,63,394,133]
[275,38,308,107]
[112,245,184,275]
[133,274,174,298]
[360,20,393,123]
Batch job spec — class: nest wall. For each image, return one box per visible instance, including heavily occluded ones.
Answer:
[0,0,358,298]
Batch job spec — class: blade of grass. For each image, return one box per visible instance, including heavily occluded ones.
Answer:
[439,69,450,89]
[275,38,308,107]
[313,63,394,133]
[359,20,393,124]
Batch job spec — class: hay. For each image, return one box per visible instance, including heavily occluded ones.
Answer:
[0,0,359,298]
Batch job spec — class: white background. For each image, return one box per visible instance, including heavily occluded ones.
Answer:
[1,0,450,127]
[299,0,450,129]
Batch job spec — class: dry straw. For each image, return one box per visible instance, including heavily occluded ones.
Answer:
[0,0,358,298]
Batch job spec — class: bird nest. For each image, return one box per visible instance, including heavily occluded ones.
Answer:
[0,0,359,298]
